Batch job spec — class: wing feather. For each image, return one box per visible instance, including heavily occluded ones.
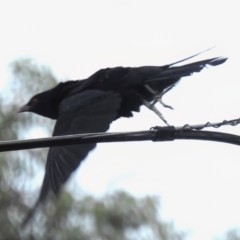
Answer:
[22,90,121,226]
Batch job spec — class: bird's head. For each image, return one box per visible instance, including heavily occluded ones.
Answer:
[19,89,58,119]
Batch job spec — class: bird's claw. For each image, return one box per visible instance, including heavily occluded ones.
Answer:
[143,99,170,125]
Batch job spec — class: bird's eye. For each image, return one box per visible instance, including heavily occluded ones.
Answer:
[31,98,38,105]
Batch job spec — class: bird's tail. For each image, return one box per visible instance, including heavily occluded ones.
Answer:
[161,47,216,68]
[140,53,227,125]
[141,55,227,104]
[145,57,227,84]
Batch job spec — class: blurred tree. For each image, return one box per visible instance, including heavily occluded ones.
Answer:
[0,57,57,240]
[0,58,186,240]
[219,229,240,240]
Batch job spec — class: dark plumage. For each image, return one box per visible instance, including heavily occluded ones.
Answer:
[19,52,227,225]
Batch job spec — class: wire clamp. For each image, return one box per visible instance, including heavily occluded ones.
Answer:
[150,126,176,142]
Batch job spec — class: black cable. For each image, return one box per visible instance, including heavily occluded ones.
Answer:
[175,130,240,145]
[0,126,240,153]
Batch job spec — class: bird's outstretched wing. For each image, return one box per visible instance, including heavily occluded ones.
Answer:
[22,90,121,226]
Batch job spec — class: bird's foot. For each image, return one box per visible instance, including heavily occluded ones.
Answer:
[144,84,174,110]
[143,99,170,125]
[158,98,174,110]
[163,84,175,96]
[152,85,175,109]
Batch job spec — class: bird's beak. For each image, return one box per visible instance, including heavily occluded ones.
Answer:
[18,105,31,113]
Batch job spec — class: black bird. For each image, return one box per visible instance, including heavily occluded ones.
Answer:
[19,51,227,225]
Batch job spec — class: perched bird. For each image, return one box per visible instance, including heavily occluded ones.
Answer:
[19,51,227,225]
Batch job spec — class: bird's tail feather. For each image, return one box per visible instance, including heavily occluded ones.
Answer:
[164,47,215,67]
[145,57,227,84]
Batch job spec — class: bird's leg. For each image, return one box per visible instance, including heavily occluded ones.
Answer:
[158,98,173,110]
[142,99,169,125]
[153,85,175,109]
[144,84,174,109]
[163,84,175,97]
[144,84,158,94]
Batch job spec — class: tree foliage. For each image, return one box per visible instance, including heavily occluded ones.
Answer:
[219,229,240,240]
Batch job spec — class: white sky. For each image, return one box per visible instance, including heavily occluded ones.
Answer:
[1,1,240,240]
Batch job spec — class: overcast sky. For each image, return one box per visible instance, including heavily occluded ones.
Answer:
[0,1,240,240]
